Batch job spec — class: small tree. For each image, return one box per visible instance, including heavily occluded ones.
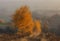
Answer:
[44,21,49,33]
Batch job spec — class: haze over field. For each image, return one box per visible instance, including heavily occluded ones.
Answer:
[0,0,60,21]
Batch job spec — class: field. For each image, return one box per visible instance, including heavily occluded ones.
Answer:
[0,32,59,41]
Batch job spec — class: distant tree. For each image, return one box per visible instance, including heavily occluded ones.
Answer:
[44,21,49,33]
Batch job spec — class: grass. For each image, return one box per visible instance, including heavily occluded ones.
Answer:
[0,23,6,25]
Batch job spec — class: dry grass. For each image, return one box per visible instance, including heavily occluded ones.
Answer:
[0,32,59,41]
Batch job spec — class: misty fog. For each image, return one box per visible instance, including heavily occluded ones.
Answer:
[0,0,60,21]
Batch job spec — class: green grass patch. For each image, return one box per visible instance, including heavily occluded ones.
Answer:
[0,23,6,25]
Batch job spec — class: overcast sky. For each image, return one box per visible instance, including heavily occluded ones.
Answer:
[0,0,60,11]
[0,0,60,21]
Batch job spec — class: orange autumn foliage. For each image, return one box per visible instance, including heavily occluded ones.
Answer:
[34,20,41,33]
[29,20,42,37]
[12,6,41,36]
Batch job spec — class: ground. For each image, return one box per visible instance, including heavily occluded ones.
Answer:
[0,32,59,41]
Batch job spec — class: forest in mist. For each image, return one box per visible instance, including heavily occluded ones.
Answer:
[0,7,60,36]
